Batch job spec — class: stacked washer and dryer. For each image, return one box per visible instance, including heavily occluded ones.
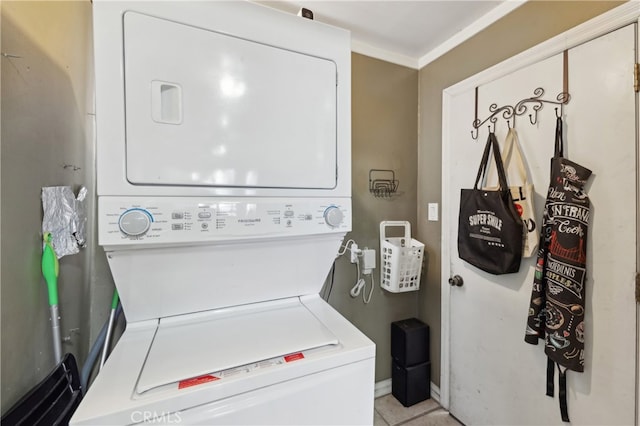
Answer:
[71,1,375,424]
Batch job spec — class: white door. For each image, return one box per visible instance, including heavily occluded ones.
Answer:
[442,23,638,425]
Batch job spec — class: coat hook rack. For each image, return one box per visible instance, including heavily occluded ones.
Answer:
[369,169,399,198]
[471,87,570,140]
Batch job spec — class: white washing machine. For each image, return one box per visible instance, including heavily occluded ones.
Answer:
[70,1,375,424]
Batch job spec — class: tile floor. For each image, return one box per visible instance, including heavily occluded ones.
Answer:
[374,394,462,426]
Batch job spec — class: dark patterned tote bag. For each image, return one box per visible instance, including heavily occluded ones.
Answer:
[458,132,524,275]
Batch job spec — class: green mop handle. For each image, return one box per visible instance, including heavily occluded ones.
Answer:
[42,232,62,363]
[42,233,59,306]
[110,289,119,310]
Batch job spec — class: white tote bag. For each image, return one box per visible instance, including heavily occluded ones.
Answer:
[484,128,538,257]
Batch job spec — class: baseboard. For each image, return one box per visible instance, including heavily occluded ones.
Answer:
[374,379,441,403]
[374,378,392,398]
[430,382,441,404]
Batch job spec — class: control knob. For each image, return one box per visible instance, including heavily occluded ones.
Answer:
[323,206,344,228]
[119,209,152,237]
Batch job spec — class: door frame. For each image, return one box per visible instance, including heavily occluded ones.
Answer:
[440,1,640,413]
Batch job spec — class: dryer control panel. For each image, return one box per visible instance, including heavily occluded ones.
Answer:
[99,197,351,247]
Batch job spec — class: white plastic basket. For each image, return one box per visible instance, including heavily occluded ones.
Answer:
[380,221,424,293]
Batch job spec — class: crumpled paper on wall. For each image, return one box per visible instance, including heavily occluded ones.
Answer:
[41,186,87,258]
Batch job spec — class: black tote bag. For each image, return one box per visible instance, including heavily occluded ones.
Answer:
[458,132,524,274]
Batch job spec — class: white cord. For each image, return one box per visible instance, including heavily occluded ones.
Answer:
[350,260,364,298]
[362,274,375,304]
[337,239,356,257]
[337,239,374,304]
[349,256,375,304]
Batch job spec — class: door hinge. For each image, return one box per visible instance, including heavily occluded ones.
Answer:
[636,272,640,304]
[635,63,639,93]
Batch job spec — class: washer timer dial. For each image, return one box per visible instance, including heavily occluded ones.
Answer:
[119,209,153,236]
[323,206,344,228]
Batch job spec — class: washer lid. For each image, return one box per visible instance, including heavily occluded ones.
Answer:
[136,298,339,394]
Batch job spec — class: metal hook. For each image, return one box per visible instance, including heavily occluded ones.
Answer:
[471,127,479,140]
[488,116,498,134]
[555,107,561,118]
[507,119,511,129]
[529,103,543,125]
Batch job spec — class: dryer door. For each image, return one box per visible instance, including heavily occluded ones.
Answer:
[123,12,337,189]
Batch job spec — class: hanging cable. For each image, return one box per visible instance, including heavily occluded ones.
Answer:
[321,261,337,302]
[349,253,375,304]
[350,257,366,298]
[336,239,376,304]
[362,274,375,304]
[337,239,356,257]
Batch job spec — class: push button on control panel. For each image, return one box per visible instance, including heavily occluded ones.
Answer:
[198,211,212,219]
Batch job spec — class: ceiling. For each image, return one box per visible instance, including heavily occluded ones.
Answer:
[258,1,525,69]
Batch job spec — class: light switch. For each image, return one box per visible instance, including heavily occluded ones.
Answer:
[428,203,439,221]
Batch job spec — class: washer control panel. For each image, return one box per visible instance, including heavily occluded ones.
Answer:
[99,197,351,246]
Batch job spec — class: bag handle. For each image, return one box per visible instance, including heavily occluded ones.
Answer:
[491,133,511,191]
[484,128,530,186]
[474,133,509,191]
[501,128,528,184]
[473,133,491,189]
[474,133,493,189]
[555,116,563,157]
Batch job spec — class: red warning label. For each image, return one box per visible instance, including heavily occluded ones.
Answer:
[284,352,305,363]
[178,374,220,389]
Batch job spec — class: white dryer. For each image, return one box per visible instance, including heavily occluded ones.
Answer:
[71,1,375,424]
